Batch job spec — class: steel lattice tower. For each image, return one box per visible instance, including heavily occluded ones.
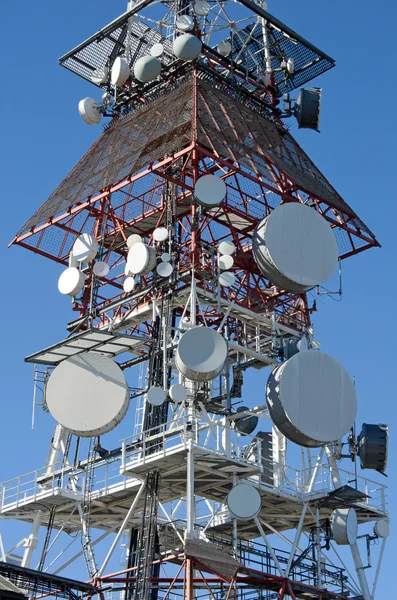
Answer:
[1,2,389,600]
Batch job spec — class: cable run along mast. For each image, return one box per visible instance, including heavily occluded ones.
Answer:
[2,1,390,599]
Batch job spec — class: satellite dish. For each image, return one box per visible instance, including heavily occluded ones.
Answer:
[331,508,357,546]
[147,386,166,406]
[93,261,110,277]
[176,15,194,31]
[219,271,235,288]
[157,262,174,278]
[294,88,322,131]
[218,241,235,256]
[123,276,135,293]
[252,203,338,292]
[283,336,308,359]
[127,242,157,275]
[58,267,85,297]
[266,351,357,447]
[194,174,227,208]
[169,383,187,403]
[217,41,232,57]
[218,254,234,270]
[134,55,162,83]
[78,98,102,125]
[233,406,258,435]
[173,34,202,61]
[111,56,131,86]
[124,263,133,276]
[46,353,129,437]
[161,252,171,262]
[227,483,261,519]
[72,233,99,263]
[126,234,143,248]
[176,326,227,382]
[153,227,168,242]
[150,43,164,58]
[91,65,109,85]
[374,519,390,539]
[194,1,210,16]
[357,424,388,473]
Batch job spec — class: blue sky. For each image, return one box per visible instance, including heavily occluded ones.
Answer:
[0,0,396,594]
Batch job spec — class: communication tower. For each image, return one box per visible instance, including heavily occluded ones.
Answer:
[1,1,390,600]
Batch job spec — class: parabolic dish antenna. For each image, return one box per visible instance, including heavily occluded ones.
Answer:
[176,15,194,31]
[127,242,157,275]
[194,0,210,16]
[93,261,110,277]
[147,386,166,406]
[134,55,161,83]
[123,277,135,293]
[173,34,202,61]
[194,174,226,208]
[150,43,164,58]
[72,233,99,263]
[218,241,235,256]
[331,508,357,546]
[218,41,232,57]
[374,519,390,539]
[219,271,235,288]
[169,383,187,403]
[161,252,171,262]
[266,351,357,447]
[219,254,234,270]
[252,203,338,293]
[127,234,143,248]
[58,267,85,297]
[111,56,130,86]
[283,336,308,359]
[46,353,129,437]
[153,227,168,242]
[78,98,102,125]
[176,326,227,382]
[357,423,388,473]
[227,483,261,520]
[157,262,173,278]
[91,65,109,85]
[233,406,258,436]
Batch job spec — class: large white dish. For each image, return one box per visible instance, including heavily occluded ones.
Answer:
[127,234,143,248]
[176,15,194,31]
[173,34,202,61]
[218,240,235,256]
[150,43,164,58]
[219,254,234,270]
[157,262,173,278]
[374,519,390,539]
[252,203,338,292]
[194,0,210,16]
[93,261,110,277]
[218,41,232,57]
[78,98,102,125]
[147,386,166,406]
[194,174,226,208]
[127,242,157,275]
[111,56,130,86]
[227,483,261,520]
[123,276,135,293]
[266,351,357,447]
[219,271,235,288]
[153,227,168,242]
[46,353,129,437]
[91,66,109,85]
[72,233,99,263]
[58,267,85,297]
[331,508,357,546]
[169,383,187,403]
[134,56,161,83]
[176,327,227,382]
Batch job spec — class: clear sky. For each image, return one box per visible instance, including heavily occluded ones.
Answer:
[0,0,396,595]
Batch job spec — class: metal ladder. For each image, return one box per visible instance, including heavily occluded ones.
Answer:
[81,439,98,578]
[133,470,161,600]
